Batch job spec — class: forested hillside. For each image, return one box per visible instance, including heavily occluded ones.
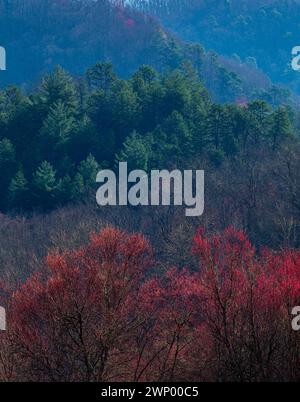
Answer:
[0,63,297,216]
[131,0,300,94]
[0,1,300,383]
[0,0,288,103]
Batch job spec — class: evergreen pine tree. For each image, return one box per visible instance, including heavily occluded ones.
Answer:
[0,138,17,209]
[40,66,78,113]
[86,63,117,93]
[33,161,57,208]
[8,168,29,209]
[40,100,75,149]
[117,131,150,171]
[77,154,100,189]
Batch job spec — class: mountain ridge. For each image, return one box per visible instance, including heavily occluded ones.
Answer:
[129,0,300,96]
[0,0,287,104]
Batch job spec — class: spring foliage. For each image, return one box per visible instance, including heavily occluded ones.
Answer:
[0,226,300,381]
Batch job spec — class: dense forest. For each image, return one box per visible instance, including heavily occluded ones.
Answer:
[132,0,300,93]
[0,62,297,217]
[0,226,300,381]
[0,0,300,383]
[0,0,291,104]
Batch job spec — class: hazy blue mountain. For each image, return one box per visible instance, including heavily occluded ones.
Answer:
[0,0,291,104]
[131,0,300,95]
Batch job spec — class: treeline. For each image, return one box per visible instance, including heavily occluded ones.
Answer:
[131,0,300,93]
[0,63,296,212]
[0,0,183,85]
[0,0,228,90]
[0,226,300,381]
[0,0,286,103]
